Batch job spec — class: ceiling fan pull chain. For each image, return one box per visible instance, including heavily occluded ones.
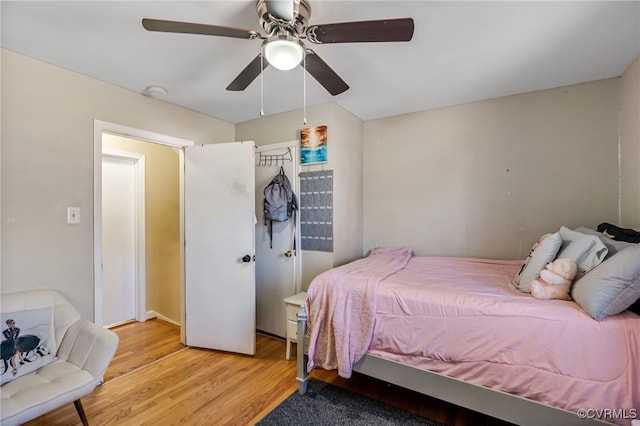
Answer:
[303,52,307,125]
[260,50,264,117]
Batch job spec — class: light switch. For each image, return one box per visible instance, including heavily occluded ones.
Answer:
[67,207,81,224]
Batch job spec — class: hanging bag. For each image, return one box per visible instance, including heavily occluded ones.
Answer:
[264,166,298,248]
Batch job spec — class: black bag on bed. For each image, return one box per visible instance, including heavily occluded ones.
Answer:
[597,223,640,243]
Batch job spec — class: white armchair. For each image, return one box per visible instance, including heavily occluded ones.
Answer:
[1,289,119,425]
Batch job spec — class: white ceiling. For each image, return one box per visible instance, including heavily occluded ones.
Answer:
[2,1,639,124]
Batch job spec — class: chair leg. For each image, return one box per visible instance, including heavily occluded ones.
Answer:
[73,399,89,426]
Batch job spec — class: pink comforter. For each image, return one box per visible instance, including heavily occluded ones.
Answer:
[306,255,640,425]
[305,247,412,378]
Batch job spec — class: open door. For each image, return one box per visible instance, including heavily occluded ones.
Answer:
[184,141,256,355]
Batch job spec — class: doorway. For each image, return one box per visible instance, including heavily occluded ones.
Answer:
[101,134,183,329]
[95,122,259,353]
[93,120,193,338]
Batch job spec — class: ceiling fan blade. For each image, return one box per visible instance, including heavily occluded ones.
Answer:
[306,18,414,44]
[142,18,259,39]
[304,50,349,96]
[226,55,270,91]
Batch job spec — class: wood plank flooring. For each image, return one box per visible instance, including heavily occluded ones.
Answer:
[22,319,509,426]
[103,319,186,382]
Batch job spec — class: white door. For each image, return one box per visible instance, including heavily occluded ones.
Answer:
[185,141,256,355]
[255,142,300,337]
[102,155,137,326]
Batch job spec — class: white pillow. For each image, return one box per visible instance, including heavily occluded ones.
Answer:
[1,307,57,385]
[512,232,562,293]
[572,245,640,320]
[557,226,608,279]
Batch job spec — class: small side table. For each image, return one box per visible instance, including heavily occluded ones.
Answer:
[283,291,307,360]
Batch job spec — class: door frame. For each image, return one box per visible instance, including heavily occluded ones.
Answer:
[102,148,146,326]
[93,120,193,336]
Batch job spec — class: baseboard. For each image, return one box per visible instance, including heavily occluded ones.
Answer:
[146,311,180,326]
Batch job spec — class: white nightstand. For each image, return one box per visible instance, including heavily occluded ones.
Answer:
[283,291,307,360]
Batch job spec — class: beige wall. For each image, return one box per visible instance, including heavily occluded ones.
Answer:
[620,54,640,229]
[236,103,363,289]
[363,79,620,260]
[103,134,181,324]
[3,47,637,320]
[1,49,234,320]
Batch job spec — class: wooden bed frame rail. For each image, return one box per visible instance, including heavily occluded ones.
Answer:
[296,305,610,426]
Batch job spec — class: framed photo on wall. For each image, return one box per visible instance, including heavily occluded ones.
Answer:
[300,125,327,165]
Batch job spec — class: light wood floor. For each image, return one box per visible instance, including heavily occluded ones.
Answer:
[23,319,510,426]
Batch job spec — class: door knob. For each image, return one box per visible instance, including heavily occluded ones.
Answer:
[284,250,293,258]
[242,255,252,263]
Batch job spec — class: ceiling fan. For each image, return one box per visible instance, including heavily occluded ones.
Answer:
[142,0,414,96]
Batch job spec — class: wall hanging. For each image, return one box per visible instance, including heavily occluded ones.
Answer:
[300,125,327,165]
[299,170,333,252]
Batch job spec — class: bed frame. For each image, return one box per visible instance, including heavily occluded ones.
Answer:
[296,306,610,426]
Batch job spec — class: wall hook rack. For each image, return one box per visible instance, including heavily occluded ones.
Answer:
[257,148,293,167]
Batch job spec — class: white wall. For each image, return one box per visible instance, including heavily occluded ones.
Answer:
[1,49,234,320]
[363,79,620,260]
[620,54,640,229]
[236,103,363,289]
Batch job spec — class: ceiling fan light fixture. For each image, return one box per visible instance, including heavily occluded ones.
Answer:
[263,35,305,71]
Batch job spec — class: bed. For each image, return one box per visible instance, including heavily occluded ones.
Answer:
[296,244,640,426]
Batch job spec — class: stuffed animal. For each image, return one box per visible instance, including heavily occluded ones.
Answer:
[530,258,577,300]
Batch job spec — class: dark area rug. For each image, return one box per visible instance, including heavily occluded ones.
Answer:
[257,378,445,425]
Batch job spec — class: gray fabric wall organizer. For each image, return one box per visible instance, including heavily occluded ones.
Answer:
[299,170,333,252]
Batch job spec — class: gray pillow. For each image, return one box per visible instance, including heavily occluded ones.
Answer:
[557,226,608,279]
[512,232,562,293]
[574,226,637,258]
[571,245,640,320]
